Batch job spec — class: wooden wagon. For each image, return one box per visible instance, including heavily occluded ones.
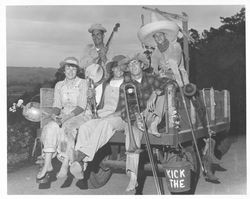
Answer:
[34,9,230,192]
[36,82,230,192]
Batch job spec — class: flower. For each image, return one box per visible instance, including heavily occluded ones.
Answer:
[17,99,24,107]
[9,99,24,112]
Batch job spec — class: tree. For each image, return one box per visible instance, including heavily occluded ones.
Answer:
[189,7,245,135]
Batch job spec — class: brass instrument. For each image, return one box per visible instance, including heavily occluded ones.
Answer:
[87,77,99,118]
[183,83,197,97]
[17,102,50,122]
[123,82,164,195]
[123,83,142,153]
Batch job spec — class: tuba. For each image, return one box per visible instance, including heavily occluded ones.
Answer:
[22,102,46,122]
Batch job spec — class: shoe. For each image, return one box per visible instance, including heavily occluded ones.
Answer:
[36,170,53,184]
[149,121,161,137]
[57,166,68,178]
[212,163,227,172]
[205,172,220,184]
[70,161,84,179]
[126,172,138,192]
[205,177,221,184]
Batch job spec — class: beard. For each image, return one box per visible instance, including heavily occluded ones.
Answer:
[157,39,169,53]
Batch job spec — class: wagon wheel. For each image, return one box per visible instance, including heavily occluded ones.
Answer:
[87,144,113,189]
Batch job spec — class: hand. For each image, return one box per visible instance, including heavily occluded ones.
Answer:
[60,114,73,124]
[98,47,108,63]
[51,114,62,126]
[154,89,162,96]
[146,92,157,111]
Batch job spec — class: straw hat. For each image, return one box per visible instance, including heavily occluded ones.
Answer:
[59,57,80,68]
[106,55,130,74]
[137,12,179,47]
[88,23,107,33]
[130,53,149,67]
[85,63,104,83]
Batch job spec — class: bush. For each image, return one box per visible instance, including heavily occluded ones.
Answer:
[7,120,39,165]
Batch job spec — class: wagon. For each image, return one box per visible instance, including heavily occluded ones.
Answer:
[36,82,230,193]
[34,9,231,193]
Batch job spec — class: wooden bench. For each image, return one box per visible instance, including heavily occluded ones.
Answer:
[39,87,230,147]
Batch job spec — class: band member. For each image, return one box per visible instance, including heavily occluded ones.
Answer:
[121,53,171,191]
[80,23,111,79]
[138,12,222,183]
[137,12,189,86]
[36,57,92,183]
[69,55,130,180]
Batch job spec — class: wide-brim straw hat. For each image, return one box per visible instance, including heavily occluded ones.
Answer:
[88,23,107,33]
[129,53,149,67]
[106,55,130,74]
[137,12,179,47]
[59,57,80,68]
[85,63,104,83]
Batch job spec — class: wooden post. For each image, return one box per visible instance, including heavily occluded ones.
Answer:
[210,87,216,125]
[182,17,190,78]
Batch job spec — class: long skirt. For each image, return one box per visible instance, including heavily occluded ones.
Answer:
[75,116,126,162]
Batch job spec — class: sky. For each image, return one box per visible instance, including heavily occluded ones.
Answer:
[5,3,244,68]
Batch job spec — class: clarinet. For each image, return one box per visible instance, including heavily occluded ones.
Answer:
[87,77,98,119]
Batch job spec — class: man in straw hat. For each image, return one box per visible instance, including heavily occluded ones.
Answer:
[137,12,189,86]
[138,12,222,184]
[118,53,173,192]
[80,23,111,79]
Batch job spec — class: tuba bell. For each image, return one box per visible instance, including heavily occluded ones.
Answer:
[183,83,197,97]
[22,102,43,122]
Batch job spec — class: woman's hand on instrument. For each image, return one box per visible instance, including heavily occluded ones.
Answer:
[51,114,62,126]
[60,113,74,124]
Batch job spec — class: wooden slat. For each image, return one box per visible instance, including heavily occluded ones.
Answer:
[40,88,54,128]
[210,87,215,124]
[109,122,229,146]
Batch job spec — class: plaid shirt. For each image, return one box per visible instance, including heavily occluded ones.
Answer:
[119,72,170,122]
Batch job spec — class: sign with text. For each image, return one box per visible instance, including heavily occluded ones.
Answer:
[163,161,191,192]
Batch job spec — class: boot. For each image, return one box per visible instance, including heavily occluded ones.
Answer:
[148,116,161,137]
[203,154,220,184]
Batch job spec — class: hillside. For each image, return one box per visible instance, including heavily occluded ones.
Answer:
[7,66,57,102]
[7,66,57,86]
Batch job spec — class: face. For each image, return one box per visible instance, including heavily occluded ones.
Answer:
[112,65,124,79]
[128,60,142,76]
[153,32,167,45]
[91,29,104,46]
[64,64,77,80]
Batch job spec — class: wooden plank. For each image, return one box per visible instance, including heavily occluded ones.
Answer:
[210,88,215,124]
[40,88,54,128]
[109,122,230,146]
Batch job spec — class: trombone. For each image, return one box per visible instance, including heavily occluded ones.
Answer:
[123,82,164,195]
